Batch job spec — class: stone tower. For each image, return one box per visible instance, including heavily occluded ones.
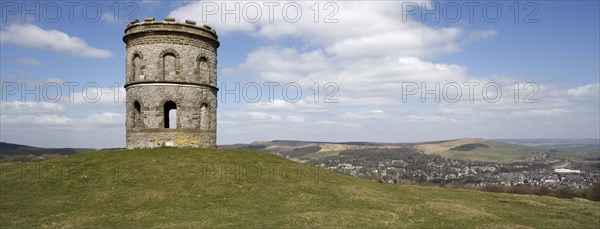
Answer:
[123,18,219,149]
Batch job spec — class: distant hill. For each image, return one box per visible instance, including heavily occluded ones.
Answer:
[496,139,600,150]
[495,139,600,162]
[449,143,490,151]
[221,138,600,163]
[0,142,95,156]
[4,137,598,163]
[414,139,540,163]
[1,148,598,227]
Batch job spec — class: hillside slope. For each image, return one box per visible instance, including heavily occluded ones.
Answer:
[0,142,95,156]
[415,139,547,162]
[1,148,599,228]
[222,138,559,163]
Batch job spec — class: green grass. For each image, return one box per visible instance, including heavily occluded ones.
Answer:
[440,140,599,163]
[545,148,600,162]
[303,150,341,159]
[1,148,599,228]
[440,141,544,163]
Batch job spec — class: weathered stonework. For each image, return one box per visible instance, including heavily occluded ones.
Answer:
[123,18,219,149]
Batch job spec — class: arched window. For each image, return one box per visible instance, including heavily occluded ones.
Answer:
[197,57,208,82]
[133,101,142,128]
[164,101,177,129]
[163,53,177,80]
[132,54,143,80]
[200,103,208,130]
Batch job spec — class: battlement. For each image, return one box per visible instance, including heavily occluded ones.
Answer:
[124,17,219,45]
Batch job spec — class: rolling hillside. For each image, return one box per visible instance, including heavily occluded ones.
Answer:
[1,148,599,228]
[416,139,599,163]
[223,138,599,163]
[415,138,539,163]
[0,142,95,156]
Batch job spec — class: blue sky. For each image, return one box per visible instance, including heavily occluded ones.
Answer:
[1,0,599,148]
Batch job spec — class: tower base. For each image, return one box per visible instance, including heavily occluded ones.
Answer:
[126,130,216,149]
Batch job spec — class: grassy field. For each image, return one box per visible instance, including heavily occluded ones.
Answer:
[415,139,548,163]
[304,150,342,159]
[545,148,600,162]
[1,148,599,228]
[417,139,599,163]
[440,141,536,163]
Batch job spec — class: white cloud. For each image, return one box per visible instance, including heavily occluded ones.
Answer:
[168,1,256,34]
[338,110,388,120]
[0,69,39,80]
[15,57,43,66]
[325,27,461,58]
[180,0,599,142]
[0,76,126,147]
[1,114,73,126]
[68,87,126,106]
[168,1,484,58]
[1,1,594,147]
[465,29,497,42]
[567,84,600,101]
[219,43,600,143]
[231,47,469,106]
[101,12,120,24]
[0,101,65,114]
[0,24,112,58]
[238,47,332,76]
[82,112,125,126]
[244,99,326,112]
[0,112,125,148]
[1,112,124,127]
[404,115,457,123]
[510,108,570,117]
[173,1,554,144]
[225,111,289,122]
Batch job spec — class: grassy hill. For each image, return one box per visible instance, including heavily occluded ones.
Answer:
[441,140,538,163]
[416,139,547,163]
[221,138,600,163]
[1,148,599,228]
[413,138,600,163]
[0,142,95,156]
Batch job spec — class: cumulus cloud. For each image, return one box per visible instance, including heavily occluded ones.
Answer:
[223,111,307,123]
[15,57,43,66]
[0,77,126,147]
[325,27,461,58]
[245,99,327,112]
[68,86,126,107]
[1,112,125,148]
[220,43,600,142]
[82,112,125,126]
[1,112,124,127]
[567,84,600,101]
[172,1,556,143]
[510,109,571,117]
[338,110,389,120]
[231,46,469,106]
[0,101,65,114]
[0,24,112,58]
[1,114,72,126]
[1,1,593,146]
[168,1,481,58]
[465,29,497,43]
